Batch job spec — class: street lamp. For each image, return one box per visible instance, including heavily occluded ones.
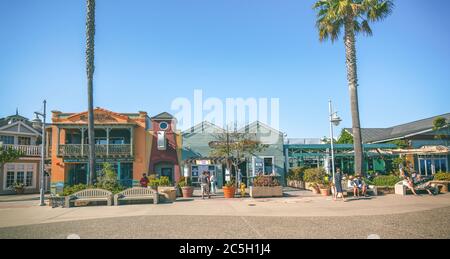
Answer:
[328,100,341,186]
[33,100,47,206]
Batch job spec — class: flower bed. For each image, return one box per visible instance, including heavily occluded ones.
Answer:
[250,175,283,198]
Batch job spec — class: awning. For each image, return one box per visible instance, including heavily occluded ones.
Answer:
[376,145,449,155]
[184,157,229,165]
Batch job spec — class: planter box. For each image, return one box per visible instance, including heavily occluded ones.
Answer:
[375,186,395,195]
[157,186,177,202]
[287,180,305,190]
[250,186,283,198]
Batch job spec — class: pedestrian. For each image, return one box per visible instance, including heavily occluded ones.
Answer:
[210,172,217,195]
[200,171,210,199]
[140,173,149,188]
[333,168,346,202]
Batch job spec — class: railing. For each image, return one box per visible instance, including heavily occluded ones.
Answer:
[58,144,132,157]
[2,144,42,157]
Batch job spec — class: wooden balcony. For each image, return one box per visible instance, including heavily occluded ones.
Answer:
[58,144,132,158]
[2,144,42,157]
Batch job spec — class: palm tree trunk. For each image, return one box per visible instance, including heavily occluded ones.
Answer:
[344,17,364,176]
[86,0,96,185]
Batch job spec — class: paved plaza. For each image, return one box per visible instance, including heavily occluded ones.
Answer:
[1,189,450,239]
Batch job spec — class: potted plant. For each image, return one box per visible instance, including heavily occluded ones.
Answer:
[10,182,25,194]
[318,178,331,196]
[304,168,326,194]
[178,176,194,198]
[223,179,236,198]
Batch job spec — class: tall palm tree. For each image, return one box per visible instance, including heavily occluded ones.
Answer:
[313,0,393,176]
[86,0,96,185]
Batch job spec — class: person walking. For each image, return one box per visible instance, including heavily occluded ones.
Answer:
[200,171,211,199]
[333,168,346,202]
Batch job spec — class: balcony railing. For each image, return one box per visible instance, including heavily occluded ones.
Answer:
[2,144,42,157]
[58,144,132,157]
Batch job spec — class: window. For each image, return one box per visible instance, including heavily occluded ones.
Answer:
[157,131,166,150]
[159,122,169,130]
[3,163,36,189]
[18,137,31,145]
[6,172,14,188]
[0,135,14,145]
[253,156,275,176]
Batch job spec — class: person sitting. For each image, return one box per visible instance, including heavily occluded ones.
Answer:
[413,175,436,196]
[402,175,418,196]
[140,173,149,188]
[353,175,368,198]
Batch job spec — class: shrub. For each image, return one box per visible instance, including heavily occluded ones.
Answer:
[62,184,88,196]
[177,176,192,188]
[303,168,326,183]
[158,176,172,187]
[224,178,236,188]
[371,175,402,187]
[253,175,280,187]
[287,167,306,181]
[434,172,450,181]
[95,162,124,193]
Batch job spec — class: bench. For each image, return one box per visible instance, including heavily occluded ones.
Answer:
[395,180,439,196]
[339,181,378,197]
[114,187,159,206]
[65,189,113,208]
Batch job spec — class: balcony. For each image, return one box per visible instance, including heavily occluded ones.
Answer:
[2,144,42,157]
[58,144,132,158]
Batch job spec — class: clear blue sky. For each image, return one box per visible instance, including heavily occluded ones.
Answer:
[0,0,449,138]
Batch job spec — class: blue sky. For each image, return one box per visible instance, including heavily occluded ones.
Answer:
[0,0,449,138]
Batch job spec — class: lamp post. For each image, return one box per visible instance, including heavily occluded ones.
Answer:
[32,100,46,206]
[328,100,342,185]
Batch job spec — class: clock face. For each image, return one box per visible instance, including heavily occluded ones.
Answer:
[159,121,169,130]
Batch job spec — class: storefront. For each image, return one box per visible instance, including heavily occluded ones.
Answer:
[183,157,226,188]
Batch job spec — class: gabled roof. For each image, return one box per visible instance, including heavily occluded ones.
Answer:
[0,113,41,134]
[345,113,450,143]
[239,121,283,135]
[182,121,225,135]
[151,112,175,120]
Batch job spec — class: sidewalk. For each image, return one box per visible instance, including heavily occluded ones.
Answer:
[0,194,49,203]
[1,190,449,229]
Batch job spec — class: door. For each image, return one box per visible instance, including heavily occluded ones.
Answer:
[161,167,174,184]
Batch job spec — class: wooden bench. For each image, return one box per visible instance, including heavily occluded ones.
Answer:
[65,189,113,208]
[114,187,159,206]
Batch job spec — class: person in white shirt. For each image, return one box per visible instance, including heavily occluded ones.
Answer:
[210,173,217,195]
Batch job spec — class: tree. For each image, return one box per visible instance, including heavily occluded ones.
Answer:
[86,0,96,185]
[313,0,394,176]
[433,117,449,146]
[336,129,354,144]
[209,128,268,185]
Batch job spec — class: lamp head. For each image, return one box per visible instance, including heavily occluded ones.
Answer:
[331,113,342,126]
[31,114,43,129]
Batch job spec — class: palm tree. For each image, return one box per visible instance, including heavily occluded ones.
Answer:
[313,0,393,176]
[86,0,96,185]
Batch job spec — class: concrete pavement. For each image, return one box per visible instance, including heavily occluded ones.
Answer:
[1,190,450,230]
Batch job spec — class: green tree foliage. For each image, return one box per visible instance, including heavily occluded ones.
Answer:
[336,129,354,144]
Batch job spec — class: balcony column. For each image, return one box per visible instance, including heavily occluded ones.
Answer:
[106,128,111,156]
[129,127,134,157]
[56,127,60,156]
[81,128,85,156]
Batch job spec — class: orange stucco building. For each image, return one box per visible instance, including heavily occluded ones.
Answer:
[49,108,152,191]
